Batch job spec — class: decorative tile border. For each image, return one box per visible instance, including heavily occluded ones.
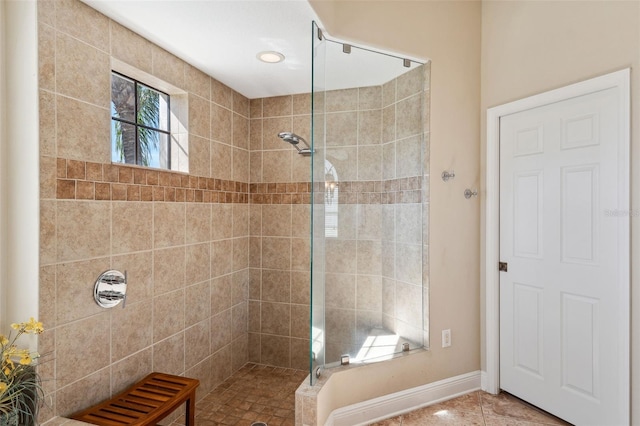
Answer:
[53,158,423,205]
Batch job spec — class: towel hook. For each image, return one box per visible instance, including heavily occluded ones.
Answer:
[464,188,478,199]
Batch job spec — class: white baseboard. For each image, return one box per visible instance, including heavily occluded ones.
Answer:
[326,370,481,426]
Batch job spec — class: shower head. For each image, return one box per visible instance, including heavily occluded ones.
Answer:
[278,132,314,156]
[279,132,301,145]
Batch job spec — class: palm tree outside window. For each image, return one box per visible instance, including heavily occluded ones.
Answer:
[111,71,170,169]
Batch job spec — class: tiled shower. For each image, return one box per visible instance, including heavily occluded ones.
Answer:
[36,0,429,423]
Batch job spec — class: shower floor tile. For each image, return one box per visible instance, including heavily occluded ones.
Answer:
[171,363,307,426]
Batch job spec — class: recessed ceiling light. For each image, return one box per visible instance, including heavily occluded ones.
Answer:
[257,51,285,63]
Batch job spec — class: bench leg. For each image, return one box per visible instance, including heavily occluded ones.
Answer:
[185,392,196,426]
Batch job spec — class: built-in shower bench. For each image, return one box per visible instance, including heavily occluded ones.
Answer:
[71,372,199,426]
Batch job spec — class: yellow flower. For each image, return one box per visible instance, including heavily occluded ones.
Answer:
[0,381,7,394]
[10,323,19,331]
[24,317,44,334]
[19,355,31,365]
[0,335,7,346]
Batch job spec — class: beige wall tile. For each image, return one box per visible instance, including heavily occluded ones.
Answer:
[232,334,248,372]
[56,313,110,387]
[262,269,291,303]
[189,135,211,177]
[249,237,261,268]
[55,368,111,417]
[395,281,422,325]
[211,103,233,145]
[263,116,293,150]
[357,204,382,241]
[110,21,153,74]
[232,237,249,270]
[250,151,263,183]
[326,88,358,112]
[38,0,56,26]
[396,94,423,139]
[249,205,261,236]
[291,205,310,238]
[326,146,357,181]
[293,93,311,116]
[185,64,211,100]
[396,134,423,178]
[359,86,382,110]
[263,95,292,118]
[39,266,56,328]
[292,114,311,143]
[56,200,110,262]
[231,269,249,305]
[248,332,260,363]
[56,32,109,107]
[153,289,185,341]
[112,251,153,304]
[212,78,232,110]
[249,268,261,299]
[248,300,260,332]
[40,199,56,266]
[382,142,396,180]
[383,79,396,108]
[336,204,357,240]
[356,275,382,311]
[233,114,249,149]
[397,66,424,101]
[231,302,247,338]
[185,281,211,326]
[358,109,382,146]
[111,348,153,393]
[357,240,382,276]
[110,300,152,361]
[55,0,109,49]
[381,241,396,279]
[291,238,310,272]
[38,24,55,92]
[56,95,110,162]
[396,203,422,244]
[151,46,185,89]
[326,273,355,309]
[357,145,382,181]
[153,202,185,248]
[262,150,292,183]
[262,204,292,237]
[261,302,290,336]
[325,239,357,274]
[232,204,249,237]
[211,204,233,240]
[290,305,310,339]
[112,201,153,254]
[260,334,290,368]
[186,355,213,398]
[211,239,233,277]
[39,91,56,157]
[395,243,422,285]
[186,243,210,285]
[261,237,291,270]
[211,275,232,315]
[325,308,355,346]
[210,140,232,180]
[290,337,309,370]
[291,271,310,305]
[186,202,211,244]
[232,147,249,182]
[250,98,263,119]
[326,112,357,147]
[250,119,263,152]
[152,332,184,375]
[291,150,311,182]
[189,93,211,138]
[211,310,232,353]
[185,320,210,368]
[233,91,249,117]
[153,246,185,295]
[382,104,396,143]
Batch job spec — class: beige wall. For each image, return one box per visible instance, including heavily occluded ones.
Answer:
[309,0,483,407]
[481,0,640,420]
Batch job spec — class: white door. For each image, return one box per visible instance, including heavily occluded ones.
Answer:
[499,82,629,425]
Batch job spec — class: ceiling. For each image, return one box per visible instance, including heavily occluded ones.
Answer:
[82,0,423,99]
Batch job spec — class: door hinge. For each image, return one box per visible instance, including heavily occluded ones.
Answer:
[499,261,508,272]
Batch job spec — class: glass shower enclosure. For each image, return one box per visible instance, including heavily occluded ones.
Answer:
[310,22,430,384]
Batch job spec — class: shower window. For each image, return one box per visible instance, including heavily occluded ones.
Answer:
[111,71,171,169]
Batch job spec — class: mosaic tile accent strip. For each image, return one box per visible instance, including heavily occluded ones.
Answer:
[53,159,423,205]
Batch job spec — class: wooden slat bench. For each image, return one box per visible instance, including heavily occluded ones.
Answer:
[71,372,199,426]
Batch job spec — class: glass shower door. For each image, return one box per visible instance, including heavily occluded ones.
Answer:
[310,21,326,385]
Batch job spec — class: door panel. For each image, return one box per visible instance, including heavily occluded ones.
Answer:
[499,86,626,425]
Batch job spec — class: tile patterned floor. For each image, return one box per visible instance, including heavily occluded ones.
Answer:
[372,390,571,426]
[173,363,570,426]
[175,363,307,426]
